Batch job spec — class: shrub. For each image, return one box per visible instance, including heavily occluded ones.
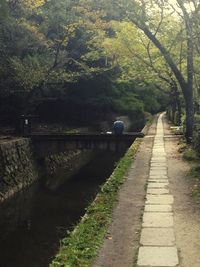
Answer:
[183,147,198,161]
[174,111,181,126]
[192,114,200,155]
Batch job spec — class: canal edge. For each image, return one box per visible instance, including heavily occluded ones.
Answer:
[50,116,157,267]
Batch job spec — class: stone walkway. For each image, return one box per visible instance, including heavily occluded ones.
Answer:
[137,113,179,267]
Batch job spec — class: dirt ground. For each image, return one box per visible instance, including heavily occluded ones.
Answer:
[163,116,200,267]
[92,115,200,267]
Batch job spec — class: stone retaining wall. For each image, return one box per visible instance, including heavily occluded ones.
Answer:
[44,150,93,190]
[0,139,38,202]
[0,139,94,202]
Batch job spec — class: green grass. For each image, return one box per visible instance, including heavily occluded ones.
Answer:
[50,139,142,267]
[141,114,154,135]
[132,247,140,267]
[192,191,200,197]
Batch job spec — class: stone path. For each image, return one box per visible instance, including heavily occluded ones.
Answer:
[137,114,179,267]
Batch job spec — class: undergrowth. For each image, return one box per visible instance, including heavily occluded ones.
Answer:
[50,139,142,267]
[182,145,200,198]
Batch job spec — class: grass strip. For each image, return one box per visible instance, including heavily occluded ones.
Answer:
[50,138,142,267]
[141,114,154,135]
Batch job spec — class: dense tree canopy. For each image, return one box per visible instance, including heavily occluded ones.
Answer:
[1,0,200,139]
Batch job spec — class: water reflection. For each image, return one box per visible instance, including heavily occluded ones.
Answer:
[0,151,123,267]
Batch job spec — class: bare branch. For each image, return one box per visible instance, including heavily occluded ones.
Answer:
[167,2,184,19]
[131,19,187,91]
[120,33,172,85]
[153,2,164,37]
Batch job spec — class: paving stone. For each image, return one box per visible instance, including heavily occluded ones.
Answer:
[144,204,172,212]
[150,167,167,170]
[142,212,174,227]
[151,156,166,159]
[148,179,169,183]
[152,157,166,160]
[137,247,179,266]
[152,153,166,155]
[150,165,167,168]
[151,162,167,165]
[151,159,167,163]
[147,188,169,194]
[146,195,174,204]
[151,160,167,165]
[147,182,169,188]
[152,153,166,157]
[152,152,166,155]
[148,178,168,181]
[151,156,165,158]
[150,162,166,165]
[150,163,167,167]
[149,172,167,176]
[149,174,168,177]
[150,163,167,166]
[150,170,167,173]
[140,228,175,246]
[149,173,168,178]
[150,170,167,174]
[150,166,167,169]
[149,176,168,180]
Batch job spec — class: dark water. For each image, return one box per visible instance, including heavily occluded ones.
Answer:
[0,151,123,267]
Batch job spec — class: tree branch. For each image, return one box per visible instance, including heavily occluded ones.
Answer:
[131,19,188,93]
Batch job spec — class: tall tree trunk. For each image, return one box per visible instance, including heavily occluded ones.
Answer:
[172,82,182,125]
[170,93,176,124]
[177,0,194,142]
[176,96,182,125]
[184,89,194,143]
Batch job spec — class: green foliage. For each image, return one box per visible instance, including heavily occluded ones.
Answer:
[181,143,200,199]
[183,114,200,151]
[0,0,108,91]
[0,0,175,126]
[0,0,112,120]
[10,56,49,91]
[174,111,181,126]
[183,147,198,161]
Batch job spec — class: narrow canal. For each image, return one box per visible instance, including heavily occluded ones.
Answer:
[0,150,125,267]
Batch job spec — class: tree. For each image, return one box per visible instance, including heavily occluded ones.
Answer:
[132,0,200,142]
[0,0,112,119]
[100,0,200,142]
[102,21,176,115]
